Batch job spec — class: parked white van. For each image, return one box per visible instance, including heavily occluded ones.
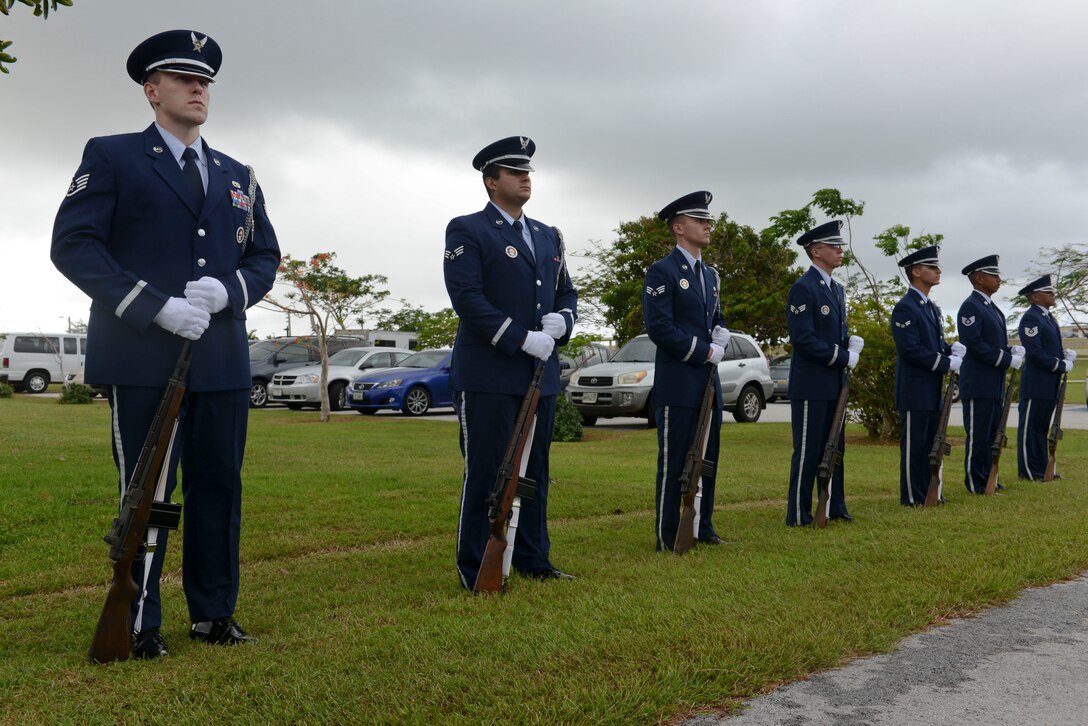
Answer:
[0,332,87,393]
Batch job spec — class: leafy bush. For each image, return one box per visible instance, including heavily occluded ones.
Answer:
[0,383,13,398]
[58,383,94,405]
[552,395,583,442]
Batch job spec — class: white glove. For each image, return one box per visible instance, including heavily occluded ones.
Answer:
[708,343,725,364]
[1064,348,1077,362]
[1010,345,1025,357]
[154,297,210,340]
[848,335,864,354]
[521,331,555,361]
[847,351,860,369]
[540,312,567,340]
[1064,359,1074,373]
[950,342,967,358]
[948,355,963,373]
[712,326,731,348]
[1010,354,1023,370]
[185,276,229,314]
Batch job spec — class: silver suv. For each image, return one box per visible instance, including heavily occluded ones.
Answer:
[269,347,412,411]
[566,333,774,426]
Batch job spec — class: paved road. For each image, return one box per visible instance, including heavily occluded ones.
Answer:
[687,573,1088,726]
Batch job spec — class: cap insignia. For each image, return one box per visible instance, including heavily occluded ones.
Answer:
[519,136,529,150]
[191,33,208,53]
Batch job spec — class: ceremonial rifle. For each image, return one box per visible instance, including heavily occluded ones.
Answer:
[924,370,959,507]
[674,366,717,555]
[815,369,852,528]
[1043,372,1068,482]
[984,368,1018,495]
[474,360,544,594]
[88,343,190,663]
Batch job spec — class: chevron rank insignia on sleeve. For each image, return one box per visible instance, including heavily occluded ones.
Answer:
[1024,326,1038,337]
[444,245,464,260]
[645,284,666,297]
[789,304,807,314]
[895,319,912,328]
[961,315,975,326]
[66,173,90,197]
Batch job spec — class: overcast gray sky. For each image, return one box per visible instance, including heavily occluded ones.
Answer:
[3,0,1085,339]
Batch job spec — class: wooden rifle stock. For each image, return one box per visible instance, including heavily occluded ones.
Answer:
[474,361,545,594]
[674,367,717,555]
[1043,372,1068,482]
[815,369,852,528]
[984,368,1018,495]
[87,343,191,663]
[925,371,959,507]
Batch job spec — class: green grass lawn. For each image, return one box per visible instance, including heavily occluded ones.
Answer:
[2,396,1087,723]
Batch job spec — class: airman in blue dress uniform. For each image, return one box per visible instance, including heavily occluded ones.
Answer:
[785,221,863,526]
[956,255,1022,493]
[890,246,964,506]
[1016,275,1075,480]
[643,191,729,550]
[444,136,578,589]
[51,30,280,657]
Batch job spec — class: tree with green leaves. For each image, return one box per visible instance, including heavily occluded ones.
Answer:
[0,0,72,74]
[372,302,460,349]
[577,212,800,348]
[769,189,948,440]
[260,252,389,421]
[1013,243,1088,336]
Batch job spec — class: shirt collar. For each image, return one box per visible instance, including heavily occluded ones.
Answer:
[810,264,833,288]
[909,286,930,304]
[490,202,525,228]
[675,245,700,268]
[1035,303,1051,317]
[972,289,993,304]
[155,122,204,166]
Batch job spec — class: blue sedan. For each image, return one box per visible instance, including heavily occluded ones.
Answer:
[346,349,453,416]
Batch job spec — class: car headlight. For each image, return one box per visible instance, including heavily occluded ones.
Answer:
[296,373,320,384]
[617,370,648,385]
[569,373,580,386]
[375,378,403,390]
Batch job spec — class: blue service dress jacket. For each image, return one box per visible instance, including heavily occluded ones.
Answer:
[50,125,280,391]
[643,248,725,408]
[956,290,1011,401]
[891,288,952,411]
[786,267,849,400]
[1018,305,1064,400]
[443,203,577,395]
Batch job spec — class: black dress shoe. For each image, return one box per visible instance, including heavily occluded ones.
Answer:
[996,482,1006,491]
[830,514,854,522]
[189,617,255,645]
[529,567,576,581]
[132,628,168,659]
[698,535,725,545]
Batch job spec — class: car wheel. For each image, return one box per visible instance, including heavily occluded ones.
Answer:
[329,381,347,412]
[25,370,49,394]
[580,413,598,426]
[250,380,268,408]
[731,384,763,423]
[402,386,431,416]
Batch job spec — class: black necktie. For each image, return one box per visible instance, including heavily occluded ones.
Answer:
[694,261,705,302]
[181,147,205,208]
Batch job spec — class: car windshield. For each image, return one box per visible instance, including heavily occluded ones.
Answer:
[398,350,448,368]
[328,348,367,366]
[249,340,285,362]
[610,337,656,363]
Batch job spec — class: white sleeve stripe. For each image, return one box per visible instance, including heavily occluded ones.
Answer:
[1052,360,1060,372]
[828,344,839,366]
[236,269,248,308]
[115,280,147,318]
[993,351,1003,367]
[931,354,942,372]
[492,317,512,346]
[681,336,697,363]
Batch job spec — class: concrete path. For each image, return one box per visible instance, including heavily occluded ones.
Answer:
[687,574,1088,726]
